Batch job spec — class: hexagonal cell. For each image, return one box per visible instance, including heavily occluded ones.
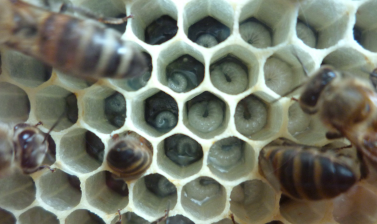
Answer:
[333,184,377,224]
[263,47,314,96]
[235,94,281,140]
[157,134,203,179]
[56,71,95,90]
[2,50,52,87]
[184,0,233,48]
[239,0,295,47]
[0,173,35,210]
[60,129,103,173]
[39,170,81,210]
[82,86,126,133]
[184,92,228,139]
[207,137,255,181]
[210,47,258,95]
[181,176,226,220]
[35,85,77,131]
[288,102,327,144]
[131,0,178,44]
[230,180,276,223]
[0,207,16,224]
[133,174,177,218]
[86,171,129,213]
[19,207,59,224]
[144,91,178,135]
[66,209,105,224]
[322,47,374,80]
[296,19,317,48]
[297,0,349,49]
[110,212,149,224]
[111,52,152,91]
[0,82,30,123]
[106,131,153,181]
[354,1,377,52]
[280,196,331,224]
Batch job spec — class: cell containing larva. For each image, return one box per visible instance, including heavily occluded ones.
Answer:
[296,20,317,48]
[144,15,178,45]
[288,102,311,136]
[235,95,267,137]
[67,174,81,192]
[144,174,177,198]
[145,92,178,133]
[0,0,147,80]
[239,18,272,48]
[187,92,225,134]
[166,55,204,93]
[264,57,294,96]
[85,131,105,163]
[184,177,222,202]
[210,55,248,95]
[65,93,78,124]
[127,52,152,91]
[105,171,129,197]
[188,17,230,48]
[19,207,59,224]
[164,134,203,167]
[104,92,126,128]
[208,137,243,172]
[0,207,16,224]
[106,132,153,181]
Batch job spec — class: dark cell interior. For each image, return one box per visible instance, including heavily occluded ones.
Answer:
[104,92,126,128]
[145,15,178,45]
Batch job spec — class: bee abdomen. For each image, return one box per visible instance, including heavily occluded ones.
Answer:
[262,147,359,200]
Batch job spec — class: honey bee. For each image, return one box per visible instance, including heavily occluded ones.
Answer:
[107,132,153,181]
[258,138,365,200]
[0,121,55,177]
[0,0,146,79]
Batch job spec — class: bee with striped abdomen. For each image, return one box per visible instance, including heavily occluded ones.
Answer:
[258,138,365,200]
[0,0,146,79]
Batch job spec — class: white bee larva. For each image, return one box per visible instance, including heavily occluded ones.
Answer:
[168,72,188,93]
[208,137,243,171]
[296,21,317,48]
[196,34,219,48]
[288,102,311,136]
[188,100,224,133]
[154,111,178,130]
[210,61,248,95]
[240,21,272,48]
[264,57,294,95]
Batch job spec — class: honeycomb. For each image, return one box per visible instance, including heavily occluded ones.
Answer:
[1,0,377,223]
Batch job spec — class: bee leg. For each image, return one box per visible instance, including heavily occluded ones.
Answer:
[115,209,122,224]
[291,97,299,102]
[369,68,377,91]
[151,203,170,224]
[25,165,56,174]
[230,214,236,224]
[60,3,132,24]
[34,121,43,127]
[326,131,344,139]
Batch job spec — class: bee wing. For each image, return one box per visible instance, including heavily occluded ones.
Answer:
[258,151,281,192]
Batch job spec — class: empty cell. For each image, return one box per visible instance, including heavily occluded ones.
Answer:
[235,95,267,137]
[210,55,248,95]
[166,55,204,93]
[83,86,124,133]
[230,180,276,223]
[239,18,272,48]
[181,177,226,220]
[60,129,103,173]
[36,86,77,131]
[43,135,56,165]
[86,171,129,213]
[105,171,129,197]
[2,51,52,87]
[19,207,59,224]
[0,173,35,210]
[107,131,153,181]
[111,212,149,224]
[145,15,178,45]
[0,207,16,224]
[66,209,105,224]
[67,174,81,192]
[188,17,230,48]
[133,174,177,218]
[186,92,227,139]
[39,170,81,210]
[296,20,317,48]
[145,92,178,134]
[0,82,30,123]
[66,93,78,124]
[212,218,234,224]
[207,137,254,181]
[104,92,127,128]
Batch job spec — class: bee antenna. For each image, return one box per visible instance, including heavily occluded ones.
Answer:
[42,111,66,143]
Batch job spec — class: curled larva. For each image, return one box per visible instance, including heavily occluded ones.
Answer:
[127,71,151,90]
[208,137,243,171]
[288,102,311,136]
[154,111,178,130]
[165,135,203,167]
[211,61,248,95]
[188,100,224,133]
[235,96,267,136]
[296,22,317,48]
[264,57,293,95]
[144,174,177,197]
[184,177,221,201]
[196,34,218,48]
[168,72,188,93]
[240,21,272,48]
[104,92,126,128]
